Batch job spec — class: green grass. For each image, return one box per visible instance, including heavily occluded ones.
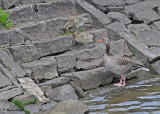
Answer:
[59,31,72,36]
[12,98,38,114]
[79,29,84,32]
[0,61,8,69]
[135,54,139,58]
[0,8,14,29]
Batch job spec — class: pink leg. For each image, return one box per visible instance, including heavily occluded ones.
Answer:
[113,76,126,87]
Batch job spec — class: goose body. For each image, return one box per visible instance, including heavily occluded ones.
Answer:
[98,38,149,86]
[73,32,93,44]
[62,16,87,33]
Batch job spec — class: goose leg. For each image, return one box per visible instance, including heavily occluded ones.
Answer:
[113,76,126,87]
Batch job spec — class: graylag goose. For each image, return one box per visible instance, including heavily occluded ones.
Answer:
[98,38,149,87]
[62,15,87,33]
[72,32,93,44]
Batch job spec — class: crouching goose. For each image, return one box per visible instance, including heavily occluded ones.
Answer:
[98,38,149,87]
[72,32,93,44]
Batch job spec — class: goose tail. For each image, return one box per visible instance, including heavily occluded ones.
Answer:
[141,67,149,71]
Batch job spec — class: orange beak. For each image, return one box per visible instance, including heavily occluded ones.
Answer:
[98,39,103,42]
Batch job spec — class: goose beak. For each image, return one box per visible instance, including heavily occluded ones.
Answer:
[98,39,103,42]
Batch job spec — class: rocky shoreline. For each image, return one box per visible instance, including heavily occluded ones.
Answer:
[0,0,160,113]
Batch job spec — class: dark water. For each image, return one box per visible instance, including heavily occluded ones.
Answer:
[83,76,160,114]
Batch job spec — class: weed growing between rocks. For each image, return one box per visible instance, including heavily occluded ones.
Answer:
[0,8,14,29]
[59,31,72,36]
[12,98,38,114]
[0,60,8,69]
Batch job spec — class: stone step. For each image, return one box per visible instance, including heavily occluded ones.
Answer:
[61,67,113,90]
[0,13,92,47]
[21,59,58,83]
[7,28,107,64]
[5,0,77,24]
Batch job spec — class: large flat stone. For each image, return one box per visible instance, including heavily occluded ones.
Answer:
[152,21,160,31]
[39,77,70,88]
[133,9,160,23]
[110,39,133,57]
[0,72,12,88]
[0,30,25,47]
[2,0,19,9]
[124,0,160,16]
[50,99,89,114]
[21,60,58,82]
[37,0,77,20]
[62,67,113,90]
[151,60,160,74]
[0,88,23,100]
[76,0,111,27]
[127,24,150,36]
[106,12,131,25]
[123,32,158,62]
[33,36,74,57]
[54,54,76,73]
[105,22,128,41]
[137,29,160,47]
[8,5,37,24]
[8,45,40,64]
[0,50,26,77]
[45,84,78,101]
[0,66,21,88]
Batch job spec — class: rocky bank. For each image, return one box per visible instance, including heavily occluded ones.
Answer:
[0,0,160,113]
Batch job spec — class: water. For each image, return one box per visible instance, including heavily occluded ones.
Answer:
[83,76,160,114]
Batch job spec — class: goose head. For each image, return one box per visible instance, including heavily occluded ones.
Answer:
[98,38,110,55]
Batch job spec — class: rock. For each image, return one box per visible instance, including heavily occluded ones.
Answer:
[2,0,19,9]
[8,45,40,64]
[123,32,158,62]
[133,9,160,23]
[13,93,39,104]
[33,36,74,57]
[69,81,86,98]
[0,86,15,92]
[0,66,21,88]
[87,0,125,11]
[21,60,58,82]
[39,77,70,88]
[73,43,105,61]
[45,84,78,101]
[125,0,142,5]
[127,24,150,36]
[0,49,26,78]
[8,5,37,24]
[110,39,133,57]
[137,29,160,47]
[20,22,50,41]
[0,100,21,112]
[151,60,160,74]
[158,6,160,15]
[106,12,131,25]
[41,101,58,110]
[76,58,104,70]
[0,111,25,114]
[105,22,128,41]
[0,30,25,47]
[50,99,89,114]
[124,0,160,16]
[62,67,113,90]
[149,47,160,57]
[54,54,76,73]
[0,88,23,100]
[76,0,111,27]
[25,104,40,114]
[152,21,160,31]
[18,77,49,102]
[37,0,77,20]
[0,72,12,88]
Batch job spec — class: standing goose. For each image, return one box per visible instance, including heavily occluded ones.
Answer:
[98,38,149,87]
[62,15,87,33]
